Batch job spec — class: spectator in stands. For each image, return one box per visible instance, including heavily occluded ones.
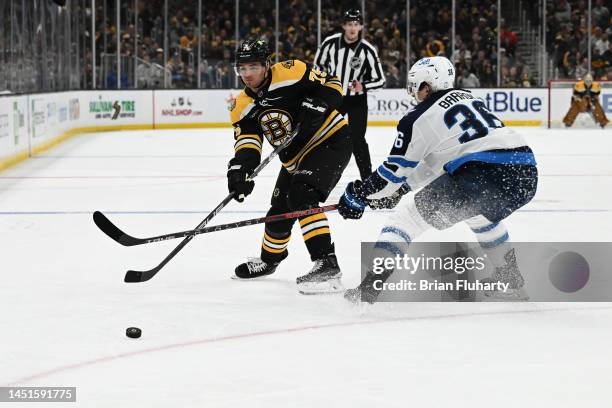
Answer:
[553,27,572,73]
[603,41,612,72]
[592,0,609,28]
[167,52,185,83]
[385,64,402,88]
[452,40,472,65]
[562,48,581,78]
[553,0,572,22]
[500,21,518,57]
[153,48,164,66]
[218,48,234,88]
[591,27,604,53]
[592,47,607,78]
[462,55,475,79]
[199,59,213,88]
[521,67,534,87]
[457,66,480,88]
[599,8,611,33]
[106,69,129,89]
[136,54,155,88]
[425,33,446,57]
[480,59,496,87]
[595,33,609,56]
[91,0,536,89]
[501,66,520,87]
[575,57,589,79]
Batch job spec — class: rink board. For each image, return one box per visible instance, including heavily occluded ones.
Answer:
[1,88,610,172]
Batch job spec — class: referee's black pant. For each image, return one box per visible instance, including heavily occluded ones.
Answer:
[338,94,372,180]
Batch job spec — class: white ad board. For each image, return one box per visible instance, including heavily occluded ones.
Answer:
[153,89,235,126]
[0,95,28,161]
[82,90,153,127]
[3,86,593,172]
[367,88,548,125]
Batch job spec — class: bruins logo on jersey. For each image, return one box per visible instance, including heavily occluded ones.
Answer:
[259,110,293,145]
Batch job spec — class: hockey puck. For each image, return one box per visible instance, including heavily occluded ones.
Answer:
[126,327,142,338]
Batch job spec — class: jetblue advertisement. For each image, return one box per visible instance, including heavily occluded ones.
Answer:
[367,88,549,125]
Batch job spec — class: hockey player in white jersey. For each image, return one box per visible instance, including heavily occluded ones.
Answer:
[337,56,538,303]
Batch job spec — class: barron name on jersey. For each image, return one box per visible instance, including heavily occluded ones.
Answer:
[368,88,535,200]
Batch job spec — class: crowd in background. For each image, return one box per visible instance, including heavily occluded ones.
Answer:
[544,0,611,81]
[92,0,611,89]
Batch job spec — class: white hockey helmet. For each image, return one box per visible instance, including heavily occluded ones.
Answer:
[407,56,455,102]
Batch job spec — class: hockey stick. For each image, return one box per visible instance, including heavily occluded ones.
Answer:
[94,205,337,247]
[113,125,300,283]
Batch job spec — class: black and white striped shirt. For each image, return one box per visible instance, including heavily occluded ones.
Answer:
[314,33,386,96]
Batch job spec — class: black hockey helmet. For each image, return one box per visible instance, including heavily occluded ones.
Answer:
[235,39,271,67]
[343,8,363,24]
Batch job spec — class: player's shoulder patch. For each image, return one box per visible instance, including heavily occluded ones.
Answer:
[280,60,295,69]
[269,60,307,91]
[592,82,602,92]
[230,91,255,124]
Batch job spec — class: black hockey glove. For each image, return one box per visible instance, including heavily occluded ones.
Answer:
[227,158,255,202]
[367,183,411,209]
[298,97,329,138]
[338,181,367,220]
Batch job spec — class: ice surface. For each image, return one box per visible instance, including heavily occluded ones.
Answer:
[1,126,611,407]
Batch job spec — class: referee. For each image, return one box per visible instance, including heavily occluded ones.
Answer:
[314,8,385,180]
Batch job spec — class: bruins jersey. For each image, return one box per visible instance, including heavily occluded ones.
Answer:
[574,80,602,98]
[229,59,348,174]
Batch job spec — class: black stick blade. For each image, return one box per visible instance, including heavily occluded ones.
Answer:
[93,211,141,246]
[125,270,146,283]
[124,267,160,283]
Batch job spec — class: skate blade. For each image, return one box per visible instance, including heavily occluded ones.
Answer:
[344,289,380,305]
[343,289,361,304]
[479,288,530,302]
[231,275,271,281]
[298,278,345,295]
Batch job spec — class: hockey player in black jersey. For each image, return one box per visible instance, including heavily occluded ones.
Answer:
[227,39,352,294]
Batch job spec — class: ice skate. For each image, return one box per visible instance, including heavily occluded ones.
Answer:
[233,257,279,279]
[479,249,529,301]
[296,254,343,294]
[344,267,395,304]
[344,283,379,304]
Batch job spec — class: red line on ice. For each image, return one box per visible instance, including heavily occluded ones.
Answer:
[6,306,607,386]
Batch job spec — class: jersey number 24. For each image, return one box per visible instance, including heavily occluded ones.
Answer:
[444,100,504,144]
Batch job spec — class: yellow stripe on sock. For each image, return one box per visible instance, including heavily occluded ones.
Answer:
[236,133,263,142]
[299,213,327,227]
[302,227,331,241]
[264,232,291,244]
[235,143,262,153]
[262,243,287,254]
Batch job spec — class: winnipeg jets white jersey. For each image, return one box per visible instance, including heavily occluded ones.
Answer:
[371,88,535,198]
